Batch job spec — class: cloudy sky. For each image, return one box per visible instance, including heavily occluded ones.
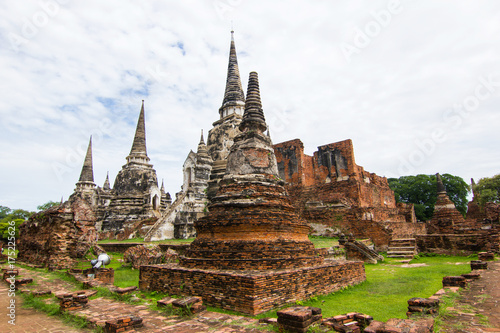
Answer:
[1,1,499,211]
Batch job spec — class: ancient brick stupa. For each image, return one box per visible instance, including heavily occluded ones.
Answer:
[427,173,465,234]
[139,72,366,315]
[180,71,321,270]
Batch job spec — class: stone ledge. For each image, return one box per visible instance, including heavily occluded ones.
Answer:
[139,260,365,315]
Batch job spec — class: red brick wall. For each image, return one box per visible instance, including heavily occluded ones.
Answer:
[139,261,366,315]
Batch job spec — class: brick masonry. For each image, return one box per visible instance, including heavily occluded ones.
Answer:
[273,139,423,250]
[417,179,500,255]
[139,260,365,315]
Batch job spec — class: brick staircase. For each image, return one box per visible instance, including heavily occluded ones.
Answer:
[387,238,417,259]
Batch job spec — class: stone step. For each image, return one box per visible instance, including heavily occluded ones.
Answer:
[387,246,415,251]
[389,241,415,247]
[387,254,414,258]
[389,239,416,244]
[390,238,416,242]
[387,251,415,256]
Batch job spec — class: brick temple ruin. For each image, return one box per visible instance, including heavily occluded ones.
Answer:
[273,139,423,250]
[143,31,425,250]
[19,31,499,268]
[415,174,500,255]
[139,71,366,315]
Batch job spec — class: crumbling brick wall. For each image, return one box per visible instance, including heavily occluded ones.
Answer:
[274,139,422,249]
[17,194,97,270]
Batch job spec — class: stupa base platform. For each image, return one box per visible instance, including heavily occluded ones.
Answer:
[139,259,366,315]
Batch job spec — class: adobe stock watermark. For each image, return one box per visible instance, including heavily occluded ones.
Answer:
[8,0,71,53]
[145,64,169,84]
[213,0,244,21]
[396,73,500,176]
[267,107,294,134]
[340,0,403,64]
[51,118,114,182]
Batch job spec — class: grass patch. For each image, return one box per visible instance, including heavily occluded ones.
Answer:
[308,235,338,248]
[21,293,100,331]
[254,255,471,322]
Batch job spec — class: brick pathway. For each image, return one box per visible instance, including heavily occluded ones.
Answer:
[0,265,268,332]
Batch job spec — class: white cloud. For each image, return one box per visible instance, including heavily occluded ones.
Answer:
[1,0,499,210]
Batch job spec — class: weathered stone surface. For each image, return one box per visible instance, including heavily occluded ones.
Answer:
[18,194,98,270]
[123,244,165,269]
[322,312,373,332]
[104,316,143,333]
[442,276,468,288]
[478,252,495,261]
[407,297,439,317]
[172,296,206,314]
[471,260,488,270]
[277,306,322,332]
[59,291,89,312]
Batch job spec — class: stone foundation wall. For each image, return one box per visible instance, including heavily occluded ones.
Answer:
[139,260,365,315]
[416,233,500,255]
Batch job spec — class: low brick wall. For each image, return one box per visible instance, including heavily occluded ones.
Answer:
[416,234,495,255]
[139,260,365,315]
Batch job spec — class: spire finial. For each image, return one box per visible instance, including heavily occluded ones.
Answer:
[200,129,205,144]
[220,30,245,117]
[240,71,267,133]
[436,173,446,193]
[127,100,150,164]
[103,171,111,190]
[78,136,94,183]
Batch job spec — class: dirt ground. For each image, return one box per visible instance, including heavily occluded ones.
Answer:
[438,261,500,332]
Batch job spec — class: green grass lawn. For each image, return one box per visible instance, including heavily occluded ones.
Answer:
[90,238,473,321]
[308,235,339,248]
[253,255,472,322]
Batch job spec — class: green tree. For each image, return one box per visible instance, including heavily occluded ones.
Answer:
[0,206,11,220]
[0,206,34,241]
[388,174,470,221]
[0,219,24,239]
[474,174,500,206]
[37,200,60,211]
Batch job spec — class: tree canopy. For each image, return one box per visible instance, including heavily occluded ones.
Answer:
[473,174,500,207]
[37,200,60,211]
[388,174,470,221]
[0,207,33,240]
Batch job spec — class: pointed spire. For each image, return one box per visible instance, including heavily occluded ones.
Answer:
[199,129,205,145]
[60,196,64,205]
[129,100,148,156]
[220,31,245,117]
[266,126,271,140]
[197,129,211,161]
[436,173,446,193]
[126,100,150,165]
[160,179,165,193]
[79,136,94,182]
[240,71,267,133]
[103,172,111,190]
